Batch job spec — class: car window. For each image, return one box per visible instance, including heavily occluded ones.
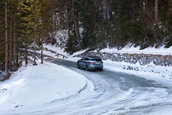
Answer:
[84,58,90,60]
[91,59,101,61]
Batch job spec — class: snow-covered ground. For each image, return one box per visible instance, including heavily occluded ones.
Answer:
[0,61,93,114]
[1,42,172,114]
[104,60,172,80]
[40,43,172,80]
[43,44,68,58]
[28,43,172,82]
[1,29,172,114]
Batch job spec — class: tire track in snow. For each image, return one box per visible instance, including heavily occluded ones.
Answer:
[29,58,172,115]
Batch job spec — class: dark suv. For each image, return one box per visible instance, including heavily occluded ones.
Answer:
[77,56,103,71]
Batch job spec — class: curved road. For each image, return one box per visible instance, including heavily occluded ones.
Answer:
[41,58,172,115]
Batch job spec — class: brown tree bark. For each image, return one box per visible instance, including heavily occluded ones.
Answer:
[25,45,28,66]
[169,0,172,18]
[5,1,9,77]
[13,16,17,70]
[33,0,37,66]
[9,20,12,71]
[16,42,19,68]
[41,45,43,64]
[33,39,37,66]
[105,0,108,20]
[72,0,81,47]
[93,0,96,34]
[155,0,159,23]
[67,1,70,37]
[143,0,146,13]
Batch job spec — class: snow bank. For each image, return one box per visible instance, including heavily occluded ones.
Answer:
[43,44,68,58]
[99,45,172,55]
[41,44,172,80]
[0,61,89,113]
[104,59,172,80]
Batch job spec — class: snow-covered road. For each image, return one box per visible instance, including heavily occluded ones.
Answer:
[1,58,172,115]
[46,58,172,115]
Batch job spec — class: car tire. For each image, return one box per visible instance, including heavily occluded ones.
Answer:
[99,68,103,71]
[85,64,89,71]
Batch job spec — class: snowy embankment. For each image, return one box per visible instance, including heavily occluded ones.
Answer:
[41,43,172,80]
[99,45,172,55]
[0,61,92,114]
[25,29,172,80]
[104,60,172,80]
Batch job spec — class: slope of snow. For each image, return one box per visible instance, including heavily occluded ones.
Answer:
[43,44,69,57]
[103,60,172,80]
[0,61,92,114]
[33,29,172,81]
[41,43,172,80]
[99,45,172,55]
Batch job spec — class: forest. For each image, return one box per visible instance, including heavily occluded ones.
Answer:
[0,0,172,77]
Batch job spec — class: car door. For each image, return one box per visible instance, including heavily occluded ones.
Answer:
[83,58,89,68]
[79,58,85,68]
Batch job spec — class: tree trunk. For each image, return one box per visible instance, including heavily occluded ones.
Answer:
[67,1,71,37]
[5,1,9,77]
[105,0,108,20]
[9,20,12,71]
[93,0,96,34]
[50,11,54,45]
[13,16,17,70]
[33,0,37,66]
[16,42,19,68]
[155,0,158,23]
[25,45,28,66]
[169,0,172,18]
[143,0,146,13]
[72,0,80,47]
[41,45,43,64]
[75,18,80,44]
[33,41,37,65]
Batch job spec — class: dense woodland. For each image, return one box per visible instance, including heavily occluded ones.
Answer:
[0,0,172,77]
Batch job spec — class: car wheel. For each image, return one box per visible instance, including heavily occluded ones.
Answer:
[99,68,103,71]
[85,64,89,71]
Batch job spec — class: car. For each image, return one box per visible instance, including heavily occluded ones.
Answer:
[77,56,103,71]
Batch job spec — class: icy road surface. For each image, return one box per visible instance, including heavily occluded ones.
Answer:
[47,58,172,115]
[1,58,172,115]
